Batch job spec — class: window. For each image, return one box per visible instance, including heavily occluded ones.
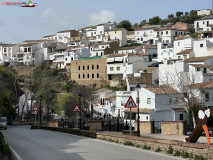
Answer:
[97,65,99,69]
[28,48,31,52]
[180,114,184,121]
[207,21,209,26]
[78,74,80,79]
[203,21,205,24]
[110,67,114,71]
[184,93,187,98]
[83,74,85,78]
[97,73,99,78]
[87,74,89,78]
[196,68,200,71]
[24,48,27,52]
[184,55,187,59]
[175,31,177,35]
[200,44,203,47]
[178,56,181,59]
[144,58,147,62]
[166,31,168,34]
[3,48,7,52]
[169,98,172,104]
[96,53,98,56]
[87,65,89,70]
[178,42,180,46]
[146,116,148,120]
[102,46,105,48]
[65,58,67,61]
[92,65,94,70]
[197,22,199,27]
[78,66,80,70]
[147,98,151,104]
[161,32,163,35]
[83,66,85,70]
[205,93,209,102]
[92,74,94,78]
[117,67,120,71]
[100,31,102,34]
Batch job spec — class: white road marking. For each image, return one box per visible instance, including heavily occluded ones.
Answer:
[10,146,23,160]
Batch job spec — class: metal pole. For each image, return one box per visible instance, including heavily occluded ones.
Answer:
[35,114,36,126]
[137,91,140,137]
[40,95,42,126]
[91,104,93,120]
[130,108,132,136]
[79,96,82,129]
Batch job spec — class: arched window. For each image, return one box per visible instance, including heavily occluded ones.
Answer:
[87,74,89,78]
[92,65,94,70]
[87,65,89,70]
[97,65,99,69]
[78,66,80,70]
[83,66,85,70]
[92,74,94,78]
[83,74,85,78]
[78,74,80,79]
[97,73,99,78]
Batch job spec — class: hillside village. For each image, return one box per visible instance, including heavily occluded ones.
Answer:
[2,9,213,133]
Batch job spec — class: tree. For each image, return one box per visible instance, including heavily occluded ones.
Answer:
[117,20,132,31]
[176,11,184,17]
[149,16,161,25]
[139,20,147,27]
[0,66,22,120]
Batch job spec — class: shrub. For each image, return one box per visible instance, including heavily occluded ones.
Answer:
[123,141,134,146]
[180,150,189,158]
[167,145,173,154]
[174,150,180,156]
[147,146,151,150]
[143,145,148,149]
[136,144,141,148]
[194,155,207,160]
[155,147,161,152]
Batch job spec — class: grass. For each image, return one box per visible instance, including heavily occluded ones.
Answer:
[167,145,173,154]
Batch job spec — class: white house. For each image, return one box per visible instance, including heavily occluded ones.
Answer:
[157,42,174,63]
[118,46,141,55]
[197,9,211,16]
[194,16,213,33]
[56,30,78,43]
[189,81,213,108]
[52,45,68,69]
[154,28,190,44]
[107,54,149,80]
[104,28,127,46]
[127,86,186,122]
[193,38,213,57]
[0,44,18,65]
[43,35,57,41]
[134,27,155,44]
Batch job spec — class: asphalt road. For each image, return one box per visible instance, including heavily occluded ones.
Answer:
[1,126,182,160]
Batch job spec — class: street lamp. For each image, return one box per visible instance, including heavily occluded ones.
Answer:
[40,95,42,126]
[135,84,141,137]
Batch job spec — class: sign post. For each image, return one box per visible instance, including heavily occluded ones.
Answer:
[33,105,38,126]
[73,104,81,129]
[125,96,137,136]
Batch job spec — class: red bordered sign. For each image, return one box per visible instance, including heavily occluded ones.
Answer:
[73,104,81,112]
[33,105,38,115]
[125,96,137,108]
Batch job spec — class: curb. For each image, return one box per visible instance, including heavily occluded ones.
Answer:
[10,147,23,160]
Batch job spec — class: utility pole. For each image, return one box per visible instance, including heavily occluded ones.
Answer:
[40,95,42,126]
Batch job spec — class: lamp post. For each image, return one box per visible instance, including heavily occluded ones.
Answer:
[39,95,42,126]
[136,84,141,137]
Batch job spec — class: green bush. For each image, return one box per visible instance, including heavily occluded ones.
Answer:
[174,150,180,156]
[143,144,148,149]
[180,150,189,158]
[155,147,161,152]
[194,155,207,160]
[167,145,173,154]
[123,141,135,146]
[147,146,151,150]
[136,144,141,148]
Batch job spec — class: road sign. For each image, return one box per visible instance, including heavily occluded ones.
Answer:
[125,96,137,108]
[33,105,38,115]
[73,104,81,112]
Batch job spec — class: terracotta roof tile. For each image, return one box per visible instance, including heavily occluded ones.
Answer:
[128,76,146,84]
[189,64,209,68]
[139,67,157,72]
[189,81,213,89]
[185,56,213,62]
[145,86,180,94]
[176,49,193,55]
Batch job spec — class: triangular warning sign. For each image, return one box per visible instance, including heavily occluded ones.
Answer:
[125,96,137,108]
[73,104,81,112]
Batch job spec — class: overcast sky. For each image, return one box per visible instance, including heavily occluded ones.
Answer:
[0,0,211,43]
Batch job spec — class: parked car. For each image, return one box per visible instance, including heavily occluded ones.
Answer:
[0,117,7,129]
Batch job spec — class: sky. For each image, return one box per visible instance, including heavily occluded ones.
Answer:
[0,0,212,43]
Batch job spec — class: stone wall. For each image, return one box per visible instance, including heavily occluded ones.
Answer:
[134,121,152,134]
[161,121,184,136]
[90,121,102,131]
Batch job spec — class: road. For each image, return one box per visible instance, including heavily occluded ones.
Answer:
[2,126,182,160]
